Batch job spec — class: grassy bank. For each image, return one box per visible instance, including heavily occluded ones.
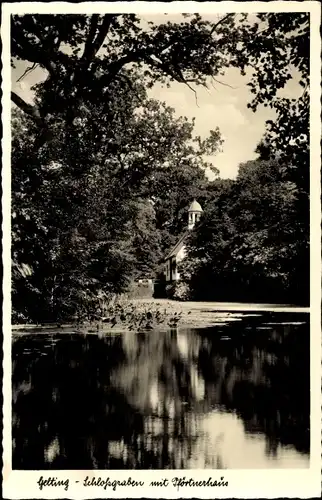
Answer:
[11,296,308,336]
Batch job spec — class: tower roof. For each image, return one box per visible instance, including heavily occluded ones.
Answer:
[188,199,203,212]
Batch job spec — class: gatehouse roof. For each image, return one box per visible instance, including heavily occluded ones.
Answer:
[188,199,203,212]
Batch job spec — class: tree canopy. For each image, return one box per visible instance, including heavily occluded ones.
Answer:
[11,13,309,147]
[180,156,309,304]
[11,69,222,321]
[11,12,310,320]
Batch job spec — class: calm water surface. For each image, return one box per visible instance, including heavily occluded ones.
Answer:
[12,311,310,469]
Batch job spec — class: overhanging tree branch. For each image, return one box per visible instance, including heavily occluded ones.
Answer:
[17,63,38,82]
[209,14,234,35]
[11,92,51,149]
[81,15,100,63]
[11,91,43,126]
[12,34,58,76]
[91,15,115,57]
[81,14,115,68]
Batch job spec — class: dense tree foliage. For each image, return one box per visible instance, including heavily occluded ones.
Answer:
[180,157,309,304]
[11,75,220,322]
[11,12,310,320]
[11,13,309,148]
[177,13,310,305]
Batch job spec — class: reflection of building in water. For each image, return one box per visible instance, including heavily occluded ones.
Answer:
[44,436,60,464]
[176,331,204,401]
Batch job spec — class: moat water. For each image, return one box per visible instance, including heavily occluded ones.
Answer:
[12,311,310,469]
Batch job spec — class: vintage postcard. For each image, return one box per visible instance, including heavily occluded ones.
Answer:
[2,1,321,498]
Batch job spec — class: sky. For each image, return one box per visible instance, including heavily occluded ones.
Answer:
[11,13,301,180]
[148,73,276,179]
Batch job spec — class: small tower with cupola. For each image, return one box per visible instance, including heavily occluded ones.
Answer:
[188,199,203,230]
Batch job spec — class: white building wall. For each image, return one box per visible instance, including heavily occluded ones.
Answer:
[164,244,187,282]
[174,245,186,281]
[176,245,186,262]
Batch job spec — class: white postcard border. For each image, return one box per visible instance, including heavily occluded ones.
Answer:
[2,2,321,499]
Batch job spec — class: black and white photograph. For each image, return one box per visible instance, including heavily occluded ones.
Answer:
[2,2,321,498]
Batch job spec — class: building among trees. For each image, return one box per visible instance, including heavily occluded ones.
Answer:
[164,200,203,282]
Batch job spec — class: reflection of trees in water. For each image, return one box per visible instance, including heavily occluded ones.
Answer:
[107,329,211,469]
[196,319,310,455]
[12,315,309,469]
